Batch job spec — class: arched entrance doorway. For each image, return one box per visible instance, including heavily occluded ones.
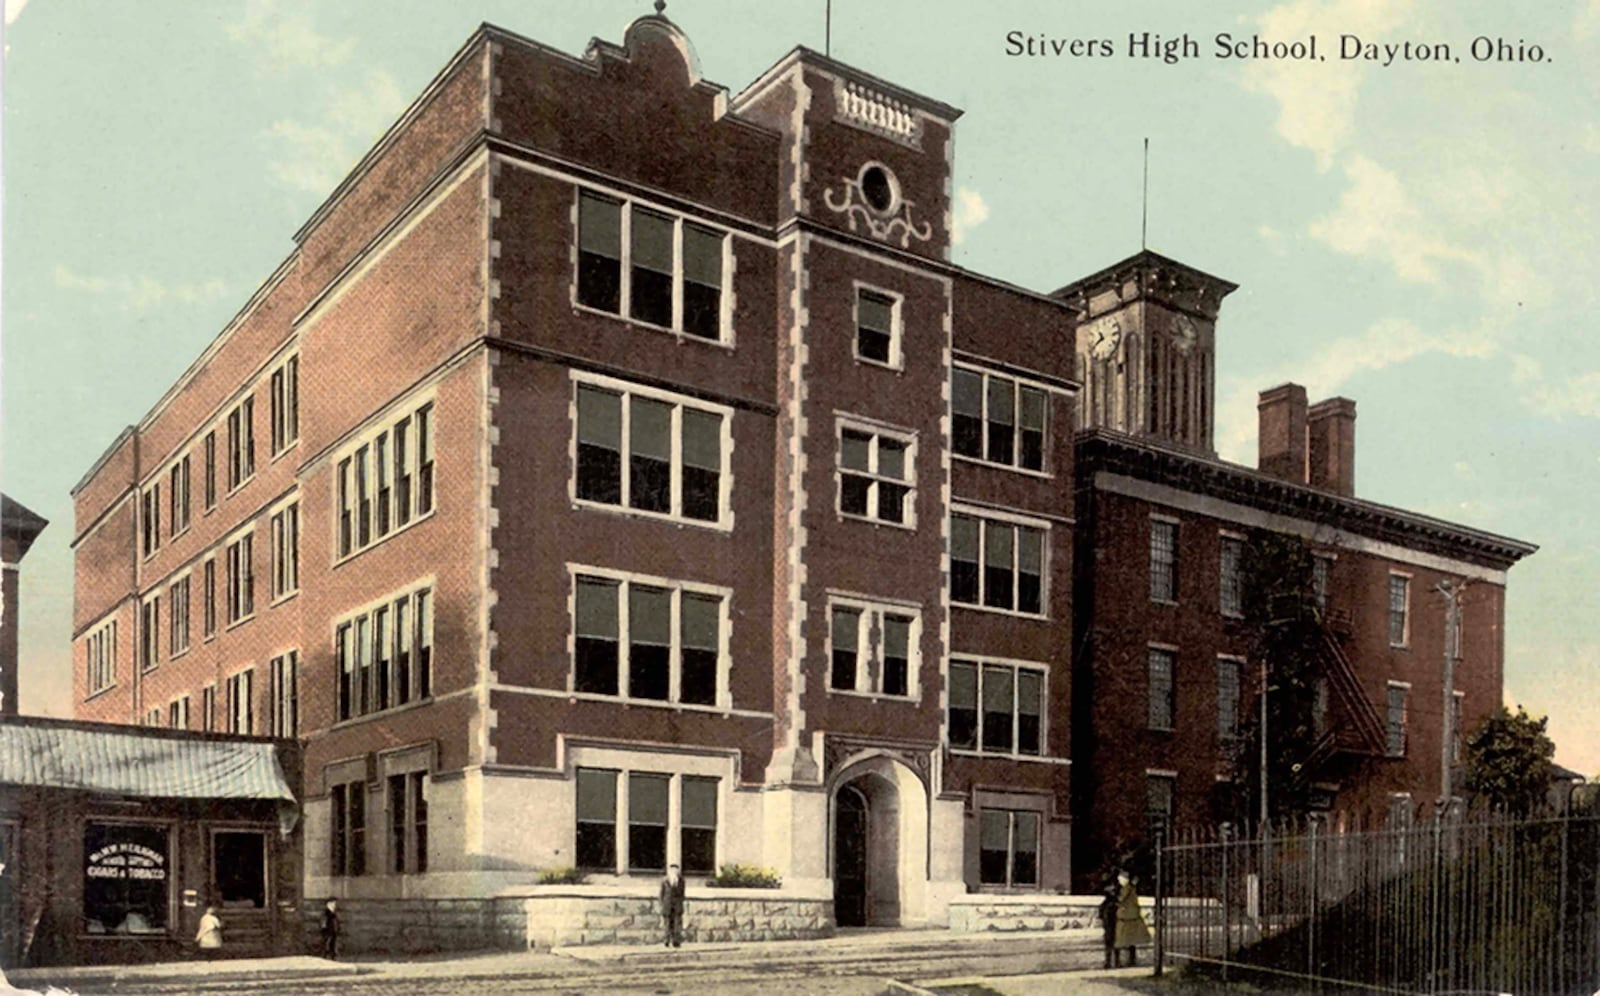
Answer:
[830,756,928,927]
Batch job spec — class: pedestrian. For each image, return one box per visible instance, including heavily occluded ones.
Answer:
[196,905,224,959]
[659,863,685,948]
[320,898,341,960]
[1114,870,1151,967]
[1098,868,1121,968]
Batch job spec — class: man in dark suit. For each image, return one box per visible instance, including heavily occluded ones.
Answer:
[660,863,686,948]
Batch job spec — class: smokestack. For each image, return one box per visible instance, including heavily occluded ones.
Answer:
[1257,384,1308,484]
[1308,397,1357,497]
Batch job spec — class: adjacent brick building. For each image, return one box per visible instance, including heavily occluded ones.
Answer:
[67,11,1532,937]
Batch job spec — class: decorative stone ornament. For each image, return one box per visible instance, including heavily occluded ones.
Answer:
[823,162,933,248]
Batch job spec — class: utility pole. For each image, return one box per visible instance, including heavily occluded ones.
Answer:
[1437,578,1470,803]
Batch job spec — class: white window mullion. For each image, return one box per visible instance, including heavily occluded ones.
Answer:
[618,580,632,699]
[669,404,683,518]
[718,597,731,709]
[671,218,684,333]
[619,392,633,510]
[619,205,633,320]
[667,772,683,870]
[977,521,988,604]
[614,770,630,876]
[669,587,683,704]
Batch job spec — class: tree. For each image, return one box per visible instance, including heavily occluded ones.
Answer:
[1460,706,1556,817]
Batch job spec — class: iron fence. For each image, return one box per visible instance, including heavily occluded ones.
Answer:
[1155,797,1600,994]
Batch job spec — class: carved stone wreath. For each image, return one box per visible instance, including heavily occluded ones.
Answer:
[822,174,934,248]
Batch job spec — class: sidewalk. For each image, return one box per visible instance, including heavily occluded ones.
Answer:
[5,955,371,990]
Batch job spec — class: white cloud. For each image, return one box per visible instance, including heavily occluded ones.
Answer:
[5,0,29,26]
[950,187,989,246]
[1524,370,1600,420]
[226,0,355,72]
[264,69,406,195]
[53,265,228,311]
[1309,155,1487,286]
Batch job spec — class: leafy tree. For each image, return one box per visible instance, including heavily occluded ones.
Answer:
[1461,706,1555,817]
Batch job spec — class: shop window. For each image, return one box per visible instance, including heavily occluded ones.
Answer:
[213,831,267,909]
[83,822,170,934]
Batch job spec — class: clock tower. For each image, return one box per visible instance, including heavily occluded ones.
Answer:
[1054,250,1237,454]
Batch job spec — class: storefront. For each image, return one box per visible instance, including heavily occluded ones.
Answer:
[0,716,302,967]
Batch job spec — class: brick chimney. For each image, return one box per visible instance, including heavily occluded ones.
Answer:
[1308,397,1357,497]
[1257,384,1308,483]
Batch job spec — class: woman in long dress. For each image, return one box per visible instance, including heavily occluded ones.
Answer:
[1114,871,1151,966]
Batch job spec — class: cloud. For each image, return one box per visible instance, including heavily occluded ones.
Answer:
[5,0,28,26]
[263,70,406,195]
[949,187,990,246]
[225,0,355,72]
[1309,155,1489,286]
[1523,370,1600,420]
[53,265,228,311]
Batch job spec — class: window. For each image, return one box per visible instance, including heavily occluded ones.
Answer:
[270,651,298,737]
[1146,774,1176,826]
[226,668,253,734]
[86,621,117,695]
[141,483,161,556]
[951,513,1045,615]
[1219,535,1244,618]
[337,585,433,721]
[271,503,299,599]
[201,684,216,732]
[337,403,434,558]
[330,781,366,877]
[574,767,719,876]
[145,708,162,727]
[838,424,913,526]
[84,822,170,934]
[952,368,1047,472]
[1148,648,1176,730]
[203,432,217,509]
[1312,556,1332,613]
[202,558,217,638]
[167,577,190,657]
[168,696,190,730]
[270,355,299,455]
[213,831,266,909]
[169,457,191,535]
[948,659,1043,756]
[1388,574,1410,647]
[573,572,724,706]
[226,396,255,491]
[575,382,727,526]
[1386,683,1408,757]
[979,810,1040,888]
[387,772,428,875]
[854,288,899,366]
[576,191,727,341]
[1150,518,1178,602]
[1217,657,1243,742]
[226,533,254,624]
[140,594,160,670]
[828,603,917,698]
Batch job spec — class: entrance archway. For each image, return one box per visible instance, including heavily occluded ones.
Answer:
[830,755,928,927]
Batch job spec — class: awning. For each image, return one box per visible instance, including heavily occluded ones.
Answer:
[0,722,296,804]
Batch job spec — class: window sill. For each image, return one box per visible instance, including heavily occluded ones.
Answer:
[84,684,120,702]
[829,687,917,703]
[331,695,437,730]
[169,647,191,662]
[852,352,904,373]
[951,601,1048,622]
[1390,643,1410,651]
[561,690,737,716]
[171,525,192,541]
[226,474,257,498]
[269,440,300,466]
[225,613,257,632]
[332,508,438,568]
[1220,611,1244,621]
[270,589,300,609]
[951,454,1052,479]
[570,301,734,351]
[836,510,917,532]
[949,748,1060,765]
[570,498,732,534]
[1150,598,1179,608]
[1147,726,1174,735]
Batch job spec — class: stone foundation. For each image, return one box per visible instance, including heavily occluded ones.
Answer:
[948,894,1216,932]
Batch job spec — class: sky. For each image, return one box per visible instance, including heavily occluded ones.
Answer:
[2,1,1596,773]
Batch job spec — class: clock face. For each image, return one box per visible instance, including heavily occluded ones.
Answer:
[1090,317,1122,360]
[1173,314,1198,353]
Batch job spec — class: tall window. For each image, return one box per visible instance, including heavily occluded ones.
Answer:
[1388,574,1410,646]
[336,403,434,558]
[948,659,1043,755]
[141,483,161,556]
[1148,648,1176,730]
[337,585,433,721]
[951,513,1045,615]
[1219,535,1245,618]
[201,684,216,732]
[169,457,191,535]
[169,696,190,730]
[854,289,899,366]
[680,777,717,875]
[226,533,254,624]
[573,573,723,706]
[575,768,618,872]
[387,771,428,875]
[574,768,719,876]
[828,604,916,698]
[629,773,670,873]
[1217,657,1242,742]
[140,594,160,670]
[952,368,1047,472]
[575,383,727,525]
[1313,556,1332,613]
[838,425,913,526]
[202,558,217,638]
[1386,683,1408,757]
[227,396,255,491]
[167,577,190,657]
[270,355,299,454]
[203,431,217,508]
[330,782,366,877]
[576,191,727,341]
[1146,774,1176,826]
[271,503,299,599]
[978,810,1039,888]
[85,621,117,695]
[1150,519,1178,603]
[270,651,298,737]
[226,668,253,735]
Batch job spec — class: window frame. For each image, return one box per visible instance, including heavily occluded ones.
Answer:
[1388,572,1411,648]
[569,566,731,710]
[573,765,721,877]
[225,667,254,735]
[226,395,255,494]
[269,354,300,456]
[950,507,1049,618]
[570,373,734,531]
[951,365,1050,474]
[1219,533,1245,619]
[139,593,160,671]
[85,620,117,696]
[167,575,190,658]
[1147,646,1177,732]
[335,584,435,723]
[270,650,299,738]
[1145,772,1177,828]
[334,401,436,562]
[836,418,917,529]
[947,655,1047,758]
[1216,655,1245,744]
[1149,516,1179,604]
[852,283,904,370]
[386,769,429,876]
[977,808,1041,890]
[225,530,255,627]
[825,596,921,700]
[1386,681,1410,757]
[271,502,300,601]
[141,482,161,558]
[329,780,367,877]
[573,189,732,345]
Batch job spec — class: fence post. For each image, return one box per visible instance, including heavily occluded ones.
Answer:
[1154,818,1166,977]
[1221,821,1231,983]
[1308,817,1318,987]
